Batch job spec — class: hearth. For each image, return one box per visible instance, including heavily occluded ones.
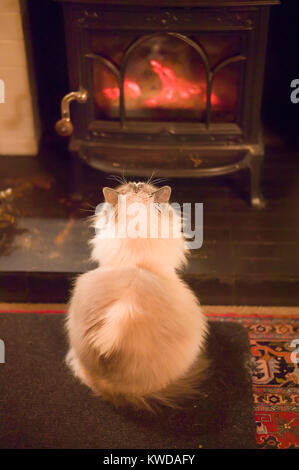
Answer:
[55,0,279,207]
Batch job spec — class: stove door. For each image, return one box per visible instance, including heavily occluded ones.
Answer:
[89,32,245,126]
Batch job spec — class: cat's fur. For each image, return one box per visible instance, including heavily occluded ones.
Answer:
[66,181,208,411]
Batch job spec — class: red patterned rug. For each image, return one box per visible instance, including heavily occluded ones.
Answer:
[0,305,298,448]
[207,312,299,449]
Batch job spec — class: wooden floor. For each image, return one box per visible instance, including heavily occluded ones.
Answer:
[0,139,298,305]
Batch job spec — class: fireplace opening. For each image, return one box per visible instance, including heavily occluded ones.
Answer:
[91,32,242,123]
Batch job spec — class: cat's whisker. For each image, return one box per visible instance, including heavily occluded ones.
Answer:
[121,168,128,185]
[150,177,170,185]
[79,208,96,213]
[106,174,126,185]
[146,170,157,185]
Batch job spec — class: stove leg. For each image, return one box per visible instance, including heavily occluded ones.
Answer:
[248,152,266,209]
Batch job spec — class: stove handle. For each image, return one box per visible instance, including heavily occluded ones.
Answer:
[55,88,88,136]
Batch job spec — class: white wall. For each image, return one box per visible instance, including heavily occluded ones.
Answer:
[0,0,40,155]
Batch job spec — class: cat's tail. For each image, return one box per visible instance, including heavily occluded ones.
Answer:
[146,351,210,411]
[103,350,210,413]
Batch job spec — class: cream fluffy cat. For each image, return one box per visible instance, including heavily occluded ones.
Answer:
[66,181,208,411]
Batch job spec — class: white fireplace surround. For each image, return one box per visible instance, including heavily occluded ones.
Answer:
[0,0,40,155]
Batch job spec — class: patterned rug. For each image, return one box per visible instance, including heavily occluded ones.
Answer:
[0,304,298,449]
[207,312,299,449]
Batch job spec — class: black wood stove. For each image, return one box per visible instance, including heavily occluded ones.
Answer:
[55,0,279,207]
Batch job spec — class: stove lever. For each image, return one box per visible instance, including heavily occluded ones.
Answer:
[55,88,88,136]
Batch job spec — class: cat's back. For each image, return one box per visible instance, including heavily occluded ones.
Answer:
[68,265,206,396]
[70,266,173,312]
[69,265,204,335]
[69,266,142,315]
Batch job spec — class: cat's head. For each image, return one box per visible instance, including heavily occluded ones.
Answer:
[102,182,171,206]
[91,181,187,271]
[94,181,182,242]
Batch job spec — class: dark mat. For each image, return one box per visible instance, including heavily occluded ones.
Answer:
[0,314,256,449]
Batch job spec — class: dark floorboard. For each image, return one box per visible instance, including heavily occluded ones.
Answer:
[0,140,298,305]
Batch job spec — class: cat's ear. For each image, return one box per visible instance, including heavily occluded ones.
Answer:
[154,185,171,203]
[103,187,119,205]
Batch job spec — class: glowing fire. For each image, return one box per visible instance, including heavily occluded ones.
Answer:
[103,80,141,100]
[145,60,201,107]
[103,60,220,107]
